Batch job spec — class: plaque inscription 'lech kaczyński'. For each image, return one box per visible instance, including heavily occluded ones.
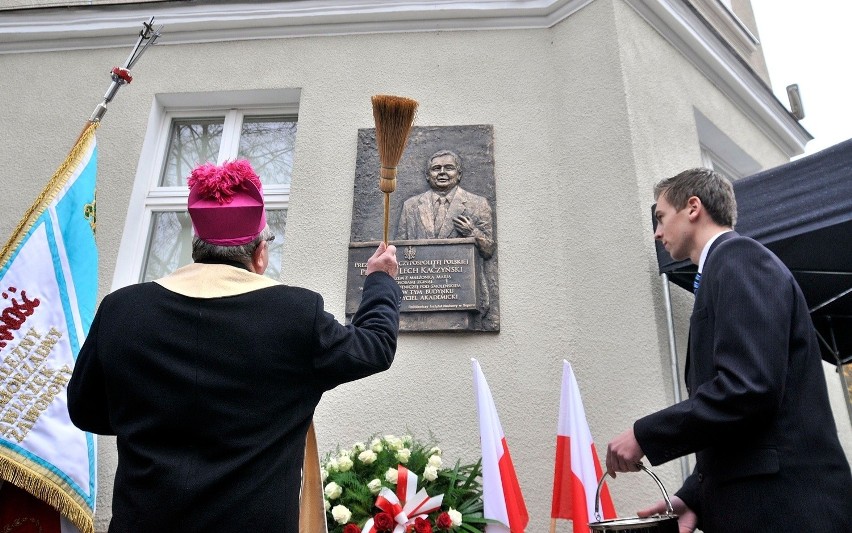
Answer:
[347,239,478,312]
[346,239,482,331]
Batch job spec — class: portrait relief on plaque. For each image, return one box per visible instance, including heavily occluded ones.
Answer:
[346,125,499,332]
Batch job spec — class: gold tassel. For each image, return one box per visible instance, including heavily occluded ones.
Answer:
[0,456,94,533]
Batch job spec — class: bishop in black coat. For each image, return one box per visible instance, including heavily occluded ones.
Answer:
[68,262,401,532]
[68,159,404,532]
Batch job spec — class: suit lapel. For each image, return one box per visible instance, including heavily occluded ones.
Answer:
[692,231,737,301]
[685,231,738,392]
[416,193,437,238]
[705,231,738,267]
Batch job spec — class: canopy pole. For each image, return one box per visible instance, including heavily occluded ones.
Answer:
[825,317,852,428]
[661,273,691,482]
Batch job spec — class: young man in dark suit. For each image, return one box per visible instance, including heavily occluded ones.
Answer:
[68,160,402,532]
[606,168,851,532]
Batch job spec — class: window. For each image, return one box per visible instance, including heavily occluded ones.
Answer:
[112,90,299,289]
[694,108,760,182]
[700,145,740,182]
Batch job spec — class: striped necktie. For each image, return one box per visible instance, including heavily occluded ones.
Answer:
[434,197,448,236]
[693,272,702,294]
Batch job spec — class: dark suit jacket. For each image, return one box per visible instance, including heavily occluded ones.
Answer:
[67,263,402,532]
[635,232,851,532]
[396,186,495,258]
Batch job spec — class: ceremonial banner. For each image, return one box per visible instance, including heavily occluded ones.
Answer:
[551,360,615,532]
[472,359,528,533]
[0,123,99,533]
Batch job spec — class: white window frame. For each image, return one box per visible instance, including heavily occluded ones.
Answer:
[112,89,300,290]
[700,145,742,181]
[694,108,761,181]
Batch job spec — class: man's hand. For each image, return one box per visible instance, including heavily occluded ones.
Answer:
[452,215,475,237]
[366,242,399,278]
[606,428,644,476]
[638,496,697,533]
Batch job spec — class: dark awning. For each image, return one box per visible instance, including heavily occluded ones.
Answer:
[654,138,852,365]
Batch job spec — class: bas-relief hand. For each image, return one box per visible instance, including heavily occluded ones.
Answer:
[452,214,475,236]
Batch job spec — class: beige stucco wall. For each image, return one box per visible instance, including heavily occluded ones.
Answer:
[0,1,847,530]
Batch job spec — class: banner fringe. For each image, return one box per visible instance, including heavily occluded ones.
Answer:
[0,457,94,533]
[0,121,99,269]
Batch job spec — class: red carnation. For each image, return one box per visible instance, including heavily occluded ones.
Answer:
[373,512,395,531]
[413,517,433,533]
[436,512,453,529]
[343,525,361,533]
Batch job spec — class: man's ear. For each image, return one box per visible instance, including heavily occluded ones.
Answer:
[686,196,702,221]
[252,240,269,274]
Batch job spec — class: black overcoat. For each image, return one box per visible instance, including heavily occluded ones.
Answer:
[68,263,402,532]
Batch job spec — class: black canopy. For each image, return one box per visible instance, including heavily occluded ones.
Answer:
[654,138,852,365]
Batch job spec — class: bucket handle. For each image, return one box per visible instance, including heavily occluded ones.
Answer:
[594,462,674,522]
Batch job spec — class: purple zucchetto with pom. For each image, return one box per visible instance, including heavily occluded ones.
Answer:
[187,160,266,246]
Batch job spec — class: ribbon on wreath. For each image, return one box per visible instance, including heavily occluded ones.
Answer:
[361,465,444,533]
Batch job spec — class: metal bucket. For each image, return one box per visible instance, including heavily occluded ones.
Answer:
[588,463,679,533]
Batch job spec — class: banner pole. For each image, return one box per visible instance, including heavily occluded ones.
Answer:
[87,16,163,125]
[661,273,691,482]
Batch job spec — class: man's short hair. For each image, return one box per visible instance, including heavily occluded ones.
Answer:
[192,225,274,266]
[654,167,737,227]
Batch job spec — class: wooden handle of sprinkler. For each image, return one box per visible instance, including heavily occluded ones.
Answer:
[383,193,391,244]
[380,167,397,244]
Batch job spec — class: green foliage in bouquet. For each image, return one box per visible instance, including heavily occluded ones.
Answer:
[322,433,489,533]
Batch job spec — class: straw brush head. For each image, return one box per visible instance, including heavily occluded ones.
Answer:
[371,95,419,193]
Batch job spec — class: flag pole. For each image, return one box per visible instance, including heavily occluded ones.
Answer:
[87,16,163,126]
[1,18,164,264]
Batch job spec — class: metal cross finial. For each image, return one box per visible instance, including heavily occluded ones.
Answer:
[89,17,164,123]
[124,17,163,71]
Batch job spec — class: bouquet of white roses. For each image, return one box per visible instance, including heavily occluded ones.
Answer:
[322,433,488,533]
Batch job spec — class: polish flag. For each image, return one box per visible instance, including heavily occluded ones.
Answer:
[472,359,529,533]
[551,360,616,532]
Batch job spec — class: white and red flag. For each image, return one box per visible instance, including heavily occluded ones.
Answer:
[551,360,616,532]
[472,359,529,533]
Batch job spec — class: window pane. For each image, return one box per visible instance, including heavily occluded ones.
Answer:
[160,118,225,187]
[238,116,297,186]
[265,209,287,280]
[141,211,193,282]
[141,209,288,282]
